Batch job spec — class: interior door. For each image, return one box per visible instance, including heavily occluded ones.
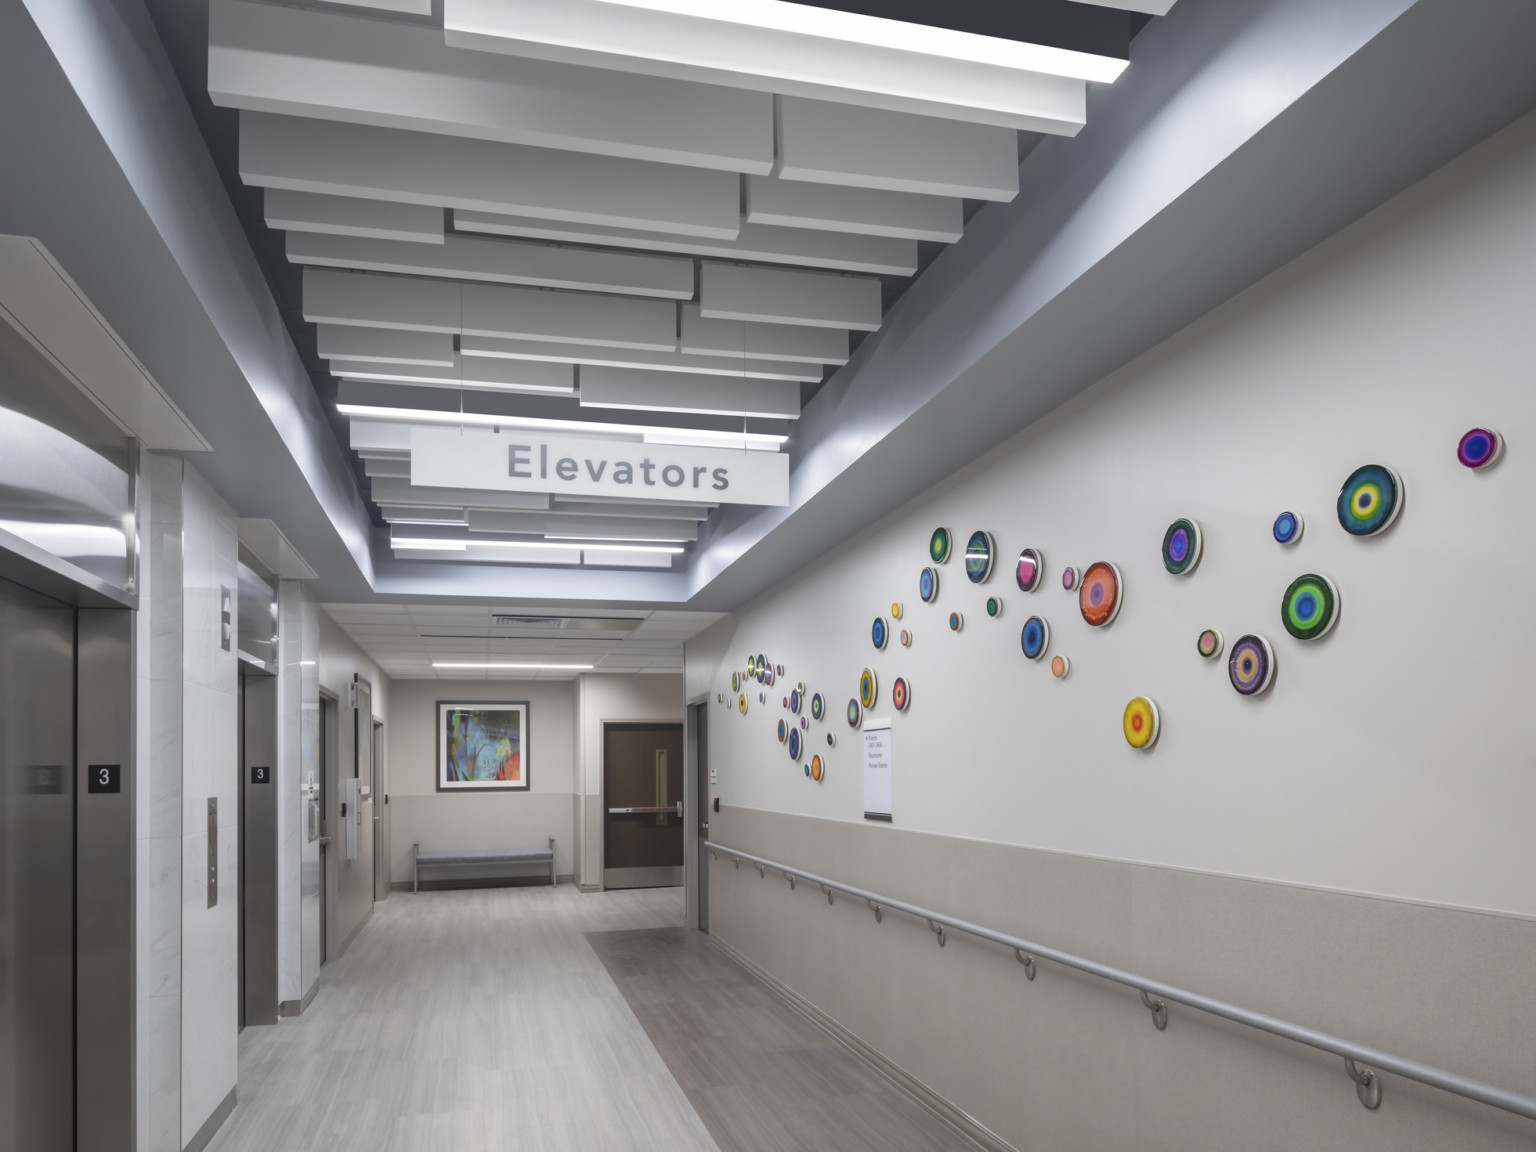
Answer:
[693,703,709,933]
[0,577,75,1152]
[372,721,388,902]
[603,723,685,889]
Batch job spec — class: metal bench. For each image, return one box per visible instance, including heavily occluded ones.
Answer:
[412,838,556,893]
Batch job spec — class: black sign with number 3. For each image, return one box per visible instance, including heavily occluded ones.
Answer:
[88,764,121,794]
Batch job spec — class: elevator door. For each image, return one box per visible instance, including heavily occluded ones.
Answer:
[604,724,685,889]
[0,577,75,1152]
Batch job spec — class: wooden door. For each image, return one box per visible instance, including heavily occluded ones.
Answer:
[603,723,684,889]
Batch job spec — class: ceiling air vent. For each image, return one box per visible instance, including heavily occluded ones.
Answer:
[492,615,563,630]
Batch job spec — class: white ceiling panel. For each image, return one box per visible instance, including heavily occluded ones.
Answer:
[454,210,920,277]
[209,0,774,173]
[776,96,1020,201]
[579,366,802,420]
[460,335,823,383]
[264,188,444,244]
[678,304,849,365]
[288,231,695,299]
[367,477,552,511]
[699,263,882,331]
[316,325,456,367]
[379,506,468,525]
[442,0,1092,133]
[330,355,577,395]
[744,177,963,242]
[304,268,679,351]
[240,111,742,239]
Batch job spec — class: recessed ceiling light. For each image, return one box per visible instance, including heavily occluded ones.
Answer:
[392,537,685,555]
[588,0,1130,83]
[338,403,787,451]
[433,662,595,670]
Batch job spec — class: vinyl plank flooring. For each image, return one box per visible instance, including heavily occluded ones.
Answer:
[205,886,719,1152]
[588,928,979,1152]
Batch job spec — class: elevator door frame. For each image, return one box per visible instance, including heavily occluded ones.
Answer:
[602,722,685,890]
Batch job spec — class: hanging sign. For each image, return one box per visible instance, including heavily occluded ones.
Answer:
[411,427,789,506]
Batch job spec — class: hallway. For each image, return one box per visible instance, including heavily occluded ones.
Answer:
[208,887,970,1152]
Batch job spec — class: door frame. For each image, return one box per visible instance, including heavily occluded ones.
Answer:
[684,695,710,932]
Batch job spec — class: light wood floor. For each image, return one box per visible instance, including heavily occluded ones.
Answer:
[209,885,973,1152]
[208,885,717,1152]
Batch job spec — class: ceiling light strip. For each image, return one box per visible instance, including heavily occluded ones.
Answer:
[337,403,789,450]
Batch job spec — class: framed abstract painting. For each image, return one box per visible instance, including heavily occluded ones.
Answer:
[437,701,531,792]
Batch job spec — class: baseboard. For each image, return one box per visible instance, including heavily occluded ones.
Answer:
[279,977,320,1018]
[709,935,1017,1152]
[579,883,603,893]
[181,1086,236,1152]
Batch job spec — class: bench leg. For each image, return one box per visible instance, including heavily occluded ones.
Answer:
[550,837,557,887]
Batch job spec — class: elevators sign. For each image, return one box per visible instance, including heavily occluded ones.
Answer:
[410,426,790,506]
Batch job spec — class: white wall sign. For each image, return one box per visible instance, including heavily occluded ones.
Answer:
[410,426,789,506]
[863,719,892,822]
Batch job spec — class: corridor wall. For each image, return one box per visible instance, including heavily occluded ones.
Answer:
[689,109,1536,1151]
[387,678,578,884]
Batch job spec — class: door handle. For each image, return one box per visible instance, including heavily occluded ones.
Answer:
[317,836,332,848]
[607,803,684,816]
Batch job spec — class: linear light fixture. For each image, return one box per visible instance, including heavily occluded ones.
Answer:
[392,537,686,555]
[588,0,1129,83]
[336,402,789,450]
[545,534,692,544]
[433,662,595,670]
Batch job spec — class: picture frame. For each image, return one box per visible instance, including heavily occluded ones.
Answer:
[436,700,531,792]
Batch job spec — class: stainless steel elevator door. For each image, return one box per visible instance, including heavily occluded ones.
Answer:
[0,577,75,1152]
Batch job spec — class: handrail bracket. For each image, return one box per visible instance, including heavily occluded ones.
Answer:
[820,884,835,905]
[1346,1059,1383,1110]
[1139,990,1169,1031]
[928,919,947,948]
[1015,948,1036,981]
[866,899,883,924]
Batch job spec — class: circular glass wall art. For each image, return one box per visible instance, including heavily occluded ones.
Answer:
[777,664,785,677]
[787,728,802,761]
[759,693,765,704]
[782,697,788,708]
[811,693,825,721]
[1458,427,1503,470]
[871,617,889,650]
[777,719,787,743]
[859,668,879,710]
[1062,566,1079,591]
[804,762,810,778]
[1162,519,1203,576]
[1273,511,1304,546]
[789,689,802,714]
[930,528,952,564]
[949,612,964,632]
[1051,655,1070,680]
[1228,634,1276,696]
[1197,629,1224,659]
[1020,616,1050,661]
[919,567,940,604]
[847,698,862,728]
[1337,464,1404,536]
[1123,696,1160,750]
[731,672,740,692]
[810,755,825,782]
[739,694,748,714]
[892,677,910,712]
[964,531,995,584]
[763,667,775,687]
[899,629,912,647]
[826,732,836,747]
[1078,561,1123,627]
[801,717,808,730]
[986,597,1004,619]
[1016,548,1044,592]
[891,602,904,620]
[1281,573,1340,641]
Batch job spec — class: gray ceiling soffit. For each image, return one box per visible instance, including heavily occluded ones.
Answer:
[685,0,1536,610]
[7,0,378,599]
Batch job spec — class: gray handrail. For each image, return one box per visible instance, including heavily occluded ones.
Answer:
[707,842,1536,1123]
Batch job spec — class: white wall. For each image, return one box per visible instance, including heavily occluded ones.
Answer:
[386,678,578,882]
[694,105,1536,921]
[575,673,685,887]
[177,463,240,1146]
